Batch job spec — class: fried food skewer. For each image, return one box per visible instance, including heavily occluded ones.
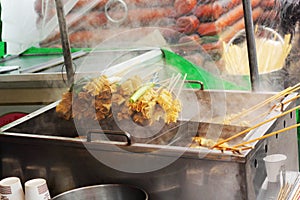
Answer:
[192,136,253,154]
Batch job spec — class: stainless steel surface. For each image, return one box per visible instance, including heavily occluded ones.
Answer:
[19,51,86,73]
[52,184,148,200]
[0,90,298,199]
[0,73,68,105]
[0,66,20,73]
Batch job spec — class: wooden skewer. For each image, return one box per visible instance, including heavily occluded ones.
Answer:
[230,86,300,121]
[233,123,300,148]
[248,94,300,123]
[293,188,300,200]
[281,94,300,105]
[239,146,254,151]
[176,73,187,98]
[214,146,241,151]
[283,184,292,200]
[292,185,300,200]
[285,174,300,200]
[212,105,300,148]
[167,74,175,91]
[169,73,181,93]
[277,184,291,200]
[227,83,300,122]
[277,184,285,200]
[248,110,271,123]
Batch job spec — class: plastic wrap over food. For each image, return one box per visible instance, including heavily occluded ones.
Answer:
[0,0,281,49]
[36,0,286,61]
[1,0,39,54]
[38,0,178,48]
[38,0,263,50]
[1,0,297,88]
[1,0,79,54]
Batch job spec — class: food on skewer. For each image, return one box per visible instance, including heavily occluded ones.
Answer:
[191,86,300,154]
[192,137,223,148]
[128,86,181,125]
[56,91,73,120]
[56,73,183,127]
[56,75,116,121]
[191,136,252,154]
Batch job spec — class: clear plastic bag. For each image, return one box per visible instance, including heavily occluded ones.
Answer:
[1,0,40,54]
[1,0,80,54]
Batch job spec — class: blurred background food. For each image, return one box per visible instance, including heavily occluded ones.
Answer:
[35,0,281,54]
[30,0,300,88]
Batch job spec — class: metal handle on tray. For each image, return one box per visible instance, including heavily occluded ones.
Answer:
[86,129,132,146]
[184,80,204,91]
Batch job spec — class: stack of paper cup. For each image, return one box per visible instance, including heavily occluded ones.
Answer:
[263,154,287,182]
[0,177,25,200]
[25,178,51,200]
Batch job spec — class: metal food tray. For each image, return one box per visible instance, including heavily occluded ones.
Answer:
[0,89,298,200]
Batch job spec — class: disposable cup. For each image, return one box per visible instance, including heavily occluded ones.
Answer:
[0,177,25,200]
[263,154,287,182]
[25,178,51,200]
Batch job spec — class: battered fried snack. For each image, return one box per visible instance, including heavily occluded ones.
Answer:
[56,75,116,121]
[56,91,73,120]
[128,87,181,125]
[56,75,182,126]
[157,89,181,124]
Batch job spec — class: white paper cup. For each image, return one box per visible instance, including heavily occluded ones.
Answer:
[25,178,51,200]
[263,154,287,182]
[0,177,25,200]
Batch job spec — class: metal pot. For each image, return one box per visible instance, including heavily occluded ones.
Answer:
[51,184,148,200]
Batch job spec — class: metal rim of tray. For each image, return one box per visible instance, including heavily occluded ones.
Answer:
[52,184,148,199]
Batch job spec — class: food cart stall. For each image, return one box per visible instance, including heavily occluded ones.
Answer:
[0,82,299,199]
[1,0,300,199]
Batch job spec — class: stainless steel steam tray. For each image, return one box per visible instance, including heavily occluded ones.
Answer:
[0,90,298,200]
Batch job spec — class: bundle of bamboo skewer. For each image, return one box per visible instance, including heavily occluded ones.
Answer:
[277,173,300,200]
[222,26,292,75]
